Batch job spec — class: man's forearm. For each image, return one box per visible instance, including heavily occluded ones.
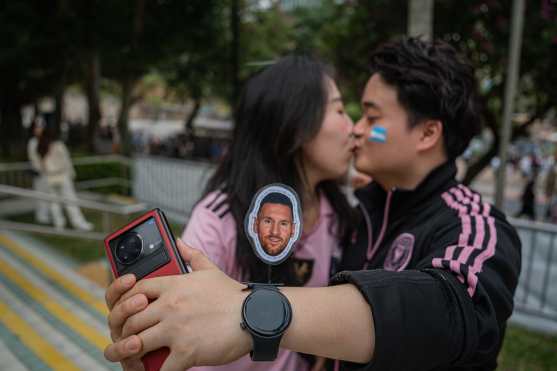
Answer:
[280,284,375,363]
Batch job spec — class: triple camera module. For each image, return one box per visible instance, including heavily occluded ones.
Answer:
[108,216,171,279]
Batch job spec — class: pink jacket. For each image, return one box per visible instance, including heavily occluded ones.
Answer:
[182,191,342,371]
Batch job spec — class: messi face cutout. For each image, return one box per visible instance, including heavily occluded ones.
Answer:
[255,194,294,256]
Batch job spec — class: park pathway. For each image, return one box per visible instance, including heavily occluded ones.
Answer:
[0,231,118,371]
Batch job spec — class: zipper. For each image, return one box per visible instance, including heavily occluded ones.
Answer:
[359,202,373,266]
[363,190,393,268]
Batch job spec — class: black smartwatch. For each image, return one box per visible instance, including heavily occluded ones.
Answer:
[240,283,292,361]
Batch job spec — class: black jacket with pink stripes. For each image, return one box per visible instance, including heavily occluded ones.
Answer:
[334,161,521,371]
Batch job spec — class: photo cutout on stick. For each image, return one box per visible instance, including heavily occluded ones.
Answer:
[244,184,302,266]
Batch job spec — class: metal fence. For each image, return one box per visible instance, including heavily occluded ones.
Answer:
[0,155,142,239]
[510,218,557,331]
[0,154,132,193]
[132,154,215,222]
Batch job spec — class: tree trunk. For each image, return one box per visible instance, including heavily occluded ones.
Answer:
[117,77,135,155]
[54,82,65,139]
[230,0,240,106]
[408,0,434,40]
[0,97,24,158]
[462,135,500,186]
[85,52,102,153]
[184,96,202,139]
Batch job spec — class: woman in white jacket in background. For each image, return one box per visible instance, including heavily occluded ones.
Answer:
[35,123,93,231]
[27,116,51,224]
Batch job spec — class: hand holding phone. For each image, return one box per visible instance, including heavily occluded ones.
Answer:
[104,208,188,371]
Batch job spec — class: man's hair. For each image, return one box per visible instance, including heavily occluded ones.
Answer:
[369,37,482,159]
[259,192,293,216]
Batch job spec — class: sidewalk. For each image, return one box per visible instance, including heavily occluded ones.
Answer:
[0,231,117,371]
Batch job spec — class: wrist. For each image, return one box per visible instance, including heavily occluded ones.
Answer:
[240,283,292,361]
[233,284,252,355]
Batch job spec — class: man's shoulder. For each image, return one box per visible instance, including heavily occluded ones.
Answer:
[432,182,519,241]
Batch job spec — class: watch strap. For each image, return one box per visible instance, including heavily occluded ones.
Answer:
[250,334,282,361]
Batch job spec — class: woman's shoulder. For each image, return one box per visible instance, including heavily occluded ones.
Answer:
[188,191,236,233]
[193,191,232,219]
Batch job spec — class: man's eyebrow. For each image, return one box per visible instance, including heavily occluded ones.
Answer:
[362,100,380,111]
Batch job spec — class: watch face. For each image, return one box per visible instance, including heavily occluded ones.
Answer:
[243,289,292,337]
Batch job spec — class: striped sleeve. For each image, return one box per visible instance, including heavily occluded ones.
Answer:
[431,184,498,297]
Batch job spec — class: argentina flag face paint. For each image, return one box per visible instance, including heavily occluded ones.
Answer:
[368,126,387,143]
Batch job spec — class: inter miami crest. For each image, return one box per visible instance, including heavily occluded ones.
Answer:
[384,233,415,271]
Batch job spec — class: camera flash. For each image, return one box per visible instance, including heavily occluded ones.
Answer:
[149,243,155,249]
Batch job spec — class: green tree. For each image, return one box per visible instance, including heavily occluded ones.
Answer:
[436,0,557,183]
[289,0,556,183]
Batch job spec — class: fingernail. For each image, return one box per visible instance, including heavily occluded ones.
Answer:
[127,338,139,352]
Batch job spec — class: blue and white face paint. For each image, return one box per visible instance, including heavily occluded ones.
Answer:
[368,126,387,143]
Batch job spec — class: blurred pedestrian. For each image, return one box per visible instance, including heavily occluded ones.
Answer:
[516,153,540,220]
[37,124,93,231]
[544,148,557,222]
[27,115,50,224]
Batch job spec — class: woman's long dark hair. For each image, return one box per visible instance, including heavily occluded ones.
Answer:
[203,55,355,284]
[37,123,56,159]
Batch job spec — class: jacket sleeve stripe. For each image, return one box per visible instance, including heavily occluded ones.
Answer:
[433,186,497,297]
[467,203,497,296]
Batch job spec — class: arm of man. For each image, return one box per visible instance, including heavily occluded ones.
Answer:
[330,212,521,370]
[104,239,375,371]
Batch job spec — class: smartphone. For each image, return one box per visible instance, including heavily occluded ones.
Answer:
[104,208,188,371]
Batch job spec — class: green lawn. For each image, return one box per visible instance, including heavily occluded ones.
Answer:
[498,325,557,371]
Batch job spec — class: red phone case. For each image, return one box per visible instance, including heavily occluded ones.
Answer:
[104,208,187,371]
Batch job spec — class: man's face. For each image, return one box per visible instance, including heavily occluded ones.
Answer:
[352,73,422,186]
[255,202,294,256]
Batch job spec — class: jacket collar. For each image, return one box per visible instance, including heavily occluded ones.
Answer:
[355,161,458,219]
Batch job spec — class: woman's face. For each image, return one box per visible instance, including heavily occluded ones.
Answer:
[33,119,44,137]
[302,78,355,185]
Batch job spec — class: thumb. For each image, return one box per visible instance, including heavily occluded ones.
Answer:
[176,238,218,271]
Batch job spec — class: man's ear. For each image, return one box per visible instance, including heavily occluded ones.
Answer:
[253,217,259,234]
[417,119,443,152]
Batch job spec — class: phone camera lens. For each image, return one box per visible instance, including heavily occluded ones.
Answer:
[115,232,143,265]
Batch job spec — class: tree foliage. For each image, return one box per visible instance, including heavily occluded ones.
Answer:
[1,0,555,180]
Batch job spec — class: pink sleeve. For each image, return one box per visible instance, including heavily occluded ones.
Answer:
[181,200,233,273]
